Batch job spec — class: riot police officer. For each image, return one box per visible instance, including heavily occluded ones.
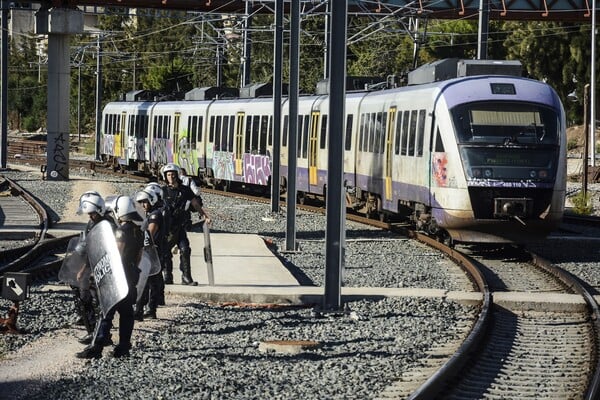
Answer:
[77,196,143,359]
[161,163,210,285]
[72,191,115,345]
[134,185,165,319]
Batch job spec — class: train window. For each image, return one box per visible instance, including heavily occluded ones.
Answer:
[164,116,171,139]
[302,115,310,158]
[283,115,289,147]
[408,110,418,156]
[394,112,403,155]
[128,115,134,137]
[358,114,366,151]
[434,128,445,152]
[188,116,195,143]
[158,116,164,138]
[221,116,229,151]
[228,116,235,151]
[416,109,426,157]
[209,116,216,143]
[268,116,273,146]
[368,113,376,153]
[345,114,353,151]
[145,116,150,139]
[252,115,260,153]
[297,115,303,154]
[103,114,109,134]
[245,116,252,152]
[215,116,222,148]
[374,112,382,154]
[260,115,268,154]
[401,110,410,155]
[320,115,328,149]
[451,102,558,145]
[197,116,203,144]
[380,112,387,154]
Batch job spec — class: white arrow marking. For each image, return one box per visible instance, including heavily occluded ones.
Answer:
[7,278,23,296]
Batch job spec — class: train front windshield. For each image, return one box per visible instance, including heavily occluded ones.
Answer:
[451,101,560,185]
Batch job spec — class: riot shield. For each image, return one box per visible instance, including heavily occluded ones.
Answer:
[58,234,90,289]
[135,245,161,302]
[87,220,128,317]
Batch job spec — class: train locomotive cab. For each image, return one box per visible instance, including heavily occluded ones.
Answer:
[430,77,566,243]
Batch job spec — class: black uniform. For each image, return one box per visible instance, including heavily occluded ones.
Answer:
[135,206,165,318]
[162,181,201,285]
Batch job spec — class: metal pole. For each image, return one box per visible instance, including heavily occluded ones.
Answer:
[95,35,102,161]
[242,1,252,86]
[216,43,222,87]
[477,0,490,60]
[584,84,590,197]
[270,0,283,213]
[323,2,329,79]
[286,0,299,252]
[78,63,81,143]
[591,0,596,167]
[323,0,347,312]
[1,0,8,169]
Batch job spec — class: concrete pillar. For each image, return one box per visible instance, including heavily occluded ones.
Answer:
[36,7,83,180]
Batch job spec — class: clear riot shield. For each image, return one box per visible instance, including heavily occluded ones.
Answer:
[58,234,90,289]
[135,245,161,302]
[86,220,128,317]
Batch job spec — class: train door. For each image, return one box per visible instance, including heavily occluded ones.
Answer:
[118,111,126,162]
[235,112,245,176]
[309,111,320,186]
[384,107,397,201]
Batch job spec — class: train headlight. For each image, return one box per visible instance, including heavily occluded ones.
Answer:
[472,168,482,178]
[483,169,493,178]
[529,170,537,178]
[539,170,548,179]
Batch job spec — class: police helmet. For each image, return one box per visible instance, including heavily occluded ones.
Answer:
[135,188,158,207]
[145,182,163,201]
[77,191,106,216]
[161,163,181,180]
[114,195,143,222]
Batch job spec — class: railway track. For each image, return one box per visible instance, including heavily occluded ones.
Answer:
[0,176,75,280]
[399,241,600,400]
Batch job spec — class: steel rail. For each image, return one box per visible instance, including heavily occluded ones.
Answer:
[406,232,491,399]
[530,252,600,400]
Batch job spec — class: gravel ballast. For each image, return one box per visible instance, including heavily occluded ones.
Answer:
[0,166,515,398]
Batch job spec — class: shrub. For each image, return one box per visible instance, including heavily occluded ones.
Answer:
[570,191,593,215]
[567,138,579,151]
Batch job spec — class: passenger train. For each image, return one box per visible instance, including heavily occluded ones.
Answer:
[100,59,567,243]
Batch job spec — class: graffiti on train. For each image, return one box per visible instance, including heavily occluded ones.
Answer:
[212,151,234,180]
[243,153,271,185]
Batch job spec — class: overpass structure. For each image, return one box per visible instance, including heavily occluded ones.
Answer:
[38,0,599,22]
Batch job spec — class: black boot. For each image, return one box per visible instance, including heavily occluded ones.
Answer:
[76,344,102,359]
[180,249,198,286]
[163,270,173,285]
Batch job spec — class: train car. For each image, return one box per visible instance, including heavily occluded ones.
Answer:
[101,59,566,243]
[101,101,154,170]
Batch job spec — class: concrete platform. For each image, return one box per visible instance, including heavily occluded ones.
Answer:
[43,225,591,311]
